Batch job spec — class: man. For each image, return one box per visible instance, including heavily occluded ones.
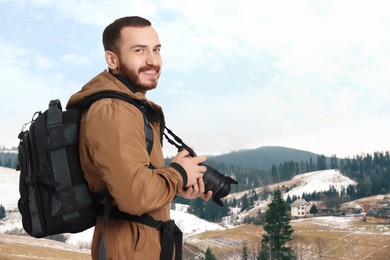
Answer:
[67,16,212,260]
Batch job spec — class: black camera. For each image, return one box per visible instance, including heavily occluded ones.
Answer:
[164,127,238,207]
[201,162,238,206]
[181,145,238,207]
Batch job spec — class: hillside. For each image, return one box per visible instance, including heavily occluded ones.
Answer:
[183,216,390,259]
[0,233,90,259]
[225,169,355,202]
[283,169,357,199]
[210,146,320,171]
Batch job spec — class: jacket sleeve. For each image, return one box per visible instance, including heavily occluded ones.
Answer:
[83,99,184,215]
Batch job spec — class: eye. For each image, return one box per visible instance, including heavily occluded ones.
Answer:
[134,48,144,54]
[154,47,161,53]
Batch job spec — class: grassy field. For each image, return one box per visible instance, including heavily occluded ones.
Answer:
[0,234,90,260]
[184,215,390,260]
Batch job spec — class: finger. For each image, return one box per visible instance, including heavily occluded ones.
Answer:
[197,177,205,194]
[188,173,202,187]
[196,172,204,179]
[192,183,199,194]
[199,165,207,173]
[185,189,192,197]
[190,172,203,185]
[178,148,190,157]
[201,191,213,201]
[186,186,193,194]
[193,155,207,164]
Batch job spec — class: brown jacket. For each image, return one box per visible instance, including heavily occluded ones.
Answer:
[67,70,184,259]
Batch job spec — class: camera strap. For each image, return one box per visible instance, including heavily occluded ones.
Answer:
[163,126,196,156]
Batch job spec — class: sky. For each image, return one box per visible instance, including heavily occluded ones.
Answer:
[1,0,389,158]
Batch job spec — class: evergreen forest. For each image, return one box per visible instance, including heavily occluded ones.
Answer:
[0,151,17,169]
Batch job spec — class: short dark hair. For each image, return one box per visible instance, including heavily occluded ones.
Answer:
[102,16,152,52]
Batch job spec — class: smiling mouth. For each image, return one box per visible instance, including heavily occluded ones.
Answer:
[143,70,159,77]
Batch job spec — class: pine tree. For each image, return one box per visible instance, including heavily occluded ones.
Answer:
[241,194,249,212]
[271,164,279,182]
[204,247,217,260]
[310,204,318,215]
[242,242,249,260]
[0,204,5,220]
[258,189,295,260]
[317,155,327,170]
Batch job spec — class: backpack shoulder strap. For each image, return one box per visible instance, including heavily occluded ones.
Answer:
[79,91,154,155]
[81,91,157,260]
[46,99,74,191]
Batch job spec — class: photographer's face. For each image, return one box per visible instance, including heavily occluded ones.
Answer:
[106,26,162,94]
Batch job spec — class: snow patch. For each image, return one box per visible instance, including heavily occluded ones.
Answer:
[0,166,19,210]
[284,169,356,199]
[171,205,224,238]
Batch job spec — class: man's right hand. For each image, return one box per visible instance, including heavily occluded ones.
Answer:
[171,148,207,187]
[178,177,213,200]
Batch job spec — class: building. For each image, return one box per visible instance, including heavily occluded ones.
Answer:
[310,200,333,216]
[290,199,312,217]
[365,207,390,224]
[341,202,362,214]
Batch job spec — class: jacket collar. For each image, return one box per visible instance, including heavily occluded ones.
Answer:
[108,70,163,125]
[109,70,140,94]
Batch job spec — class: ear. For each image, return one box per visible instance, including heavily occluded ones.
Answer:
[105,51,119,70]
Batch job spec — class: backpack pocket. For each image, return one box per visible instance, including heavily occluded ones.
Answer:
[17,115,55,238]
[17,130,33,235]
[17,129,48,238]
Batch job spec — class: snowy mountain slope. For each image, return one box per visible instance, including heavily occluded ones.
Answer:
[283,169,357,200]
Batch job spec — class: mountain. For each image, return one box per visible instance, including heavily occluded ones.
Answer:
[209,146,321,171]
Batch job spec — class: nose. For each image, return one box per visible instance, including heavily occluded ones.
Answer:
[145,50,159,66]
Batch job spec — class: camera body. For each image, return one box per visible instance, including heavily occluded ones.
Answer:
[182,145,238,207]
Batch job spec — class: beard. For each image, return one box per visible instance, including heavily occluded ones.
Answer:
[116,62,160,93]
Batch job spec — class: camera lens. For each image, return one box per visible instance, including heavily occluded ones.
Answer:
[203,165,238,207]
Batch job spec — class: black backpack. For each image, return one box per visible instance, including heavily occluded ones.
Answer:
[16,90,154,238]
